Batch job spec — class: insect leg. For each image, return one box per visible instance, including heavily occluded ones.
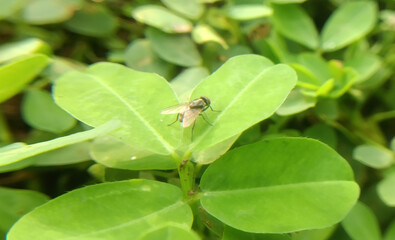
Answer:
[168,114,180,126]
[201,113,213,126]
[209,105,221,112]
[191,121,196,141]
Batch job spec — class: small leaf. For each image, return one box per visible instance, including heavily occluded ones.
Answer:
[22,0,82,25]
[377,173,395,207]
[353,144,394,169]
[139,223,200,240]
[0,38,51,64]
[271,4,319,49]
[190,55,296,151]
[226,4,273,21]
[146,28,202,67]
[276,89,316,116]
[0,0,25,19]
[344,53,382,83]
[22,89,76,134]
[341,202,381,240]
[297,53,331,84]
[54,62,180,155]
[303,124,337,149]
[200,137,359,233]
[0,120,120,173]
[64,4,117,37]
[7,180,193,240]
[170,67,209,100]
[132,5,193,33]
[161,0,204,20]
[192,24,228,49]
[223,226,290,240]
[384,219,395,240]
[321,1,377,52]
[124,39,173,79]
[0,54,50,103]
[0,187,49,239]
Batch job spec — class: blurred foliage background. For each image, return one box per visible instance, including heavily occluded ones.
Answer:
[0,0,395,239]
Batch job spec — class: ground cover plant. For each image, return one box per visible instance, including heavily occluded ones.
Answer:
[0,0,394,239]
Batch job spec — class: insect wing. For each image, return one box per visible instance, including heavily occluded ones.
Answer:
[161,103,189,114]
[182,108,202,127]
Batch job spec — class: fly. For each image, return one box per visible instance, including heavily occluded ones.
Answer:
[161,96,217,136]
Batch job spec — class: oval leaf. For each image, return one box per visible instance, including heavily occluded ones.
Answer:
[54,63,181,155]
[132,5,193,33]
[321,1,377,52]
[7,179,193,240]
[352,144,394,169]
[190,55,296,151]
[226,4,273,21]
[64,4,117,37]
[161,0,204,20]
[139,223,200,240]
[22,89,76,133]
[341,202,381,240]
[0,54,49,103]
[271,4,319,49]
[147,28,202,67]
[200,137,360,233]
[0,187,49,239]
[377,173,395,207]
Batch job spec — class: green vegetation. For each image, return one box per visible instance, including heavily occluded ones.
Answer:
[0,0,394,239]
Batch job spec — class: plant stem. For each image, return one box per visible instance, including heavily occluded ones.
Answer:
[178,156,195,199]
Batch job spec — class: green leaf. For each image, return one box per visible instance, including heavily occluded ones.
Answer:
[297,53,331,84]
[139,223,200,240]
[146,28,202,67]
[270,0,306,3]
[352,144,394,169]
[303,124,337,149]
[0,120,120,173]
[223,226,290,240]
[0,187,49,239]
[192,24,228,49]
[132,5,193,33]
[0,38,51,64]
[321,1,377,52]
[384,219,395,240]
[161,0,204,20]
[22,89,76,134]
[200,137,359,233]
[341,202,381,240]
[276,89,316,116]
[226,4,273,21]
[377,173,395,207]
[189,55,296,151]
[22,0,82,25]
[291,225,336,240]
[0,54,50,103]
[53,62,180,155]
[30,142,91,166]
[0,0,25,19]
[170,67,209,100]
[271,4,319,49]
[124,39,173,79]
[344,53,382,83]
[64,4,117,37]
[90,136,176,170]
[7,179,193,240]
[192,134,240,165]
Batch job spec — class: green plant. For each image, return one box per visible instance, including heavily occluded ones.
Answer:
[0,0,394,239]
